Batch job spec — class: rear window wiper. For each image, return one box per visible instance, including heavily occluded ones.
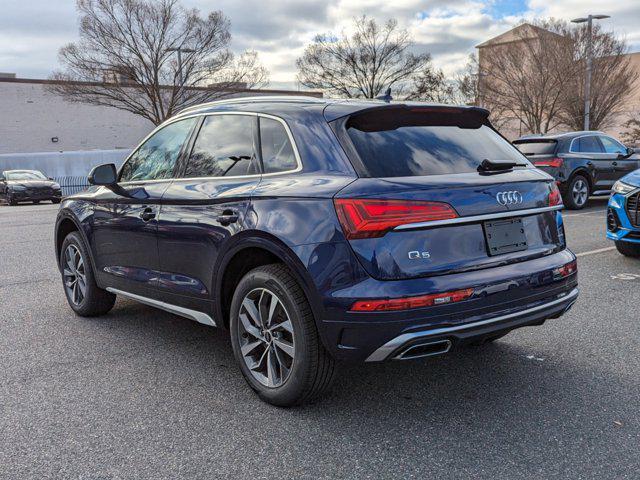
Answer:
[477,159,528,174]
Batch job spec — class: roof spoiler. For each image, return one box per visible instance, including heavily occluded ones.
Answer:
[337,104,491,131]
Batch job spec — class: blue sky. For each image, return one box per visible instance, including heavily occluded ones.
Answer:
[0,0,638,89]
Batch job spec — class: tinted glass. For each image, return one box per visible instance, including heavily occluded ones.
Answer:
[573,136,603,153]
[513,140,557,155]
[599,136,626,154]
[6,170,47,180]
[346,116,528,177]
[120,118,196,182]
[185,115,258,178]
[260,117,298,173]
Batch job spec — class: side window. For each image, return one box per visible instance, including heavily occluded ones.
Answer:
[259,117,298,173]
[120,118,196,182]
[574,136,603,154]
[184,115,258,178]
[599,136,626,154]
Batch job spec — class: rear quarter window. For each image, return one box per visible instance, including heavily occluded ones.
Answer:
[342,108,529,177]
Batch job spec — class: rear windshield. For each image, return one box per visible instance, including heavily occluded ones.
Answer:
[513,140,558,156]
[343,108,529,177]
[6,171,47,180]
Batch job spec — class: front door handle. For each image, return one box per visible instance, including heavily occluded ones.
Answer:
[140,207,156,222]
[612,161,618,167]
[217,209,239,226]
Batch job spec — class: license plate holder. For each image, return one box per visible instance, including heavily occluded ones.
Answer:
[483,218,528,256]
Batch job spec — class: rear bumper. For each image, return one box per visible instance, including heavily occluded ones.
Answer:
[312,248,578,362]
[365,287,578,361]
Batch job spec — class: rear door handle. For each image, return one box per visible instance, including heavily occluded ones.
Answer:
[217,209,239,226]
[140,207,156,222]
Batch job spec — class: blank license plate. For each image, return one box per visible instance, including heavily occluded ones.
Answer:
[484,218,528,256]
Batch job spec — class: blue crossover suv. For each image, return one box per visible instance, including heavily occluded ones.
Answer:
[607,169,640,257]
[55,97,578,406]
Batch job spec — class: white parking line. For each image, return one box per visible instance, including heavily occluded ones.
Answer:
[575,246,616,257]
[564,210,605,217]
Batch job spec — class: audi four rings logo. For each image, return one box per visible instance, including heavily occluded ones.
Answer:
[496,191,523,205]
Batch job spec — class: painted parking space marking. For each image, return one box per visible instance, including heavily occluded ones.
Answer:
[610,273,640,281]
[575,246,617,257]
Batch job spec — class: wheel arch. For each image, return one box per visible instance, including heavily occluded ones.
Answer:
[214,232,325,331]
[55,211,98,278]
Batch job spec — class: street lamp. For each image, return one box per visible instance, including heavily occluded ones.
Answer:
[167,47,196,103]
[571,14,610,131]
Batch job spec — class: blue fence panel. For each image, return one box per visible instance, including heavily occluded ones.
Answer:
[54,176,90,196]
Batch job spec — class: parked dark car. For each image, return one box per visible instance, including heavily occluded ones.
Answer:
[1,169,62,205]
[54,97,578,406]
[513,131,639,209]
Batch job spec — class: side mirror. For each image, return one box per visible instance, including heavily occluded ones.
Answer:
[88,163,118,186]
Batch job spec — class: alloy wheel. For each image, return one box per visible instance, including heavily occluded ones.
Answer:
[237,288,296,388]
[572,178,588,207]
[63,244,87,306]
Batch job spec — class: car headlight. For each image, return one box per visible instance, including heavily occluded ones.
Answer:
[9,185,26,191]
[612,180,636,195]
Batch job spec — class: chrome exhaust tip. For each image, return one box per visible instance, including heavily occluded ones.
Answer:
[393,339,452,360]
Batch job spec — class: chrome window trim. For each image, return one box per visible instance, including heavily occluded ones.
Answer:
[106,287,216,327]
[365,288,579,362]
[393,205,563,231]
[117,111,303,186]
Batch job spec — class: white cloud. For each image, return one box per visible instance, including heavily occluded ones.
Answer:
[0,0,638,88]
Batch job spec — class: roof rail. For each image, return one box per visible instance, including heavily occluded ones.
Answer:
[176,95,326,116]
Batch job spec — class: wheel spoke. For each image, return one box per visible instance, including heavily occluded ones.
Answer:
[273,338,295,358]
[266,348,278,387]
[239,313,263,340]
[267,294,279,326]
[273,345,290,380]
[241,339,264,356]
[273,319,293,334]
[250,347,269,372]
[242,297,262,327]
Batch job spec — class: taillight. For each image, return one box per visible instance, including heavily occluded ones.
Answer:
[553,260,577,280]
[350,288,474,312]
[334,199,458,240]
[534,157,563,168]
[549,182,563,207]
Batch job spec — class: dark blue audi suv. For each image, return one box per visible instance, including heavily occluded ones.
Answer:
[55,97,578,406]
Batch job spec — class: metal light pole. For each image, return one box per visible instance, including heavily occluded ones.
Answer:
[167,47,196,104]
[571,14,610,131]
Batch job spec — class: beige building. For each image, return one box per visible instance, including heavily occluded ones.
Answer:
[0,75,321,155]
[476,24,640,143]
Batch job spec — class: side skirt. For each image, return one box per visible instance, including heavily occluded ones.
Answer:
[106,287,216,327]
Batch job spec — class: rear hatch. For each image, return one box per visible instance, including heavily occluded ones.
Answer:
[331,105,564,280]
[513,138,562,173]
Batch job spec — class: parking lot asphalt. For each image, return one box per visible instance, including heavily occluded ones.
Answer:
[1,198,639,479]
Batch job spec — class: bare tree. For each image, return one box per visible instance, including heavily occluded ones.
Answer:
[455,54,480,105]
[479,21,575,135]
[621,115,640,146]
[405,59,456,103]
[48,0,268,125]
[296,16,431,98]
[558,23,637,131]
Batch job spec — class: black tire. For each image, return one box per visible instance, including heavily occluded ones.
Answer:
[52,198,61,204]
[230,264,335,407]
[615,240,640,258]
[33,200,40,204]
[468,332,509,347]
[562,174,590,210]
[60,231,116,316]
[8,196,17,206]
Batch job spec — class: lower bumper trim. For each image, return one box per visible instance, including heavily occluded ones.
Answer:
[365,288,579,362]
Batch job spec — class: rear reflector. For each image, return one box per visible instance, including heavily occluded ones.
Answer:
[553,260,577,280]
[350,288,474,312]
[534,157,563,168]
[549,183,563,207]
[334,199,458,239]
